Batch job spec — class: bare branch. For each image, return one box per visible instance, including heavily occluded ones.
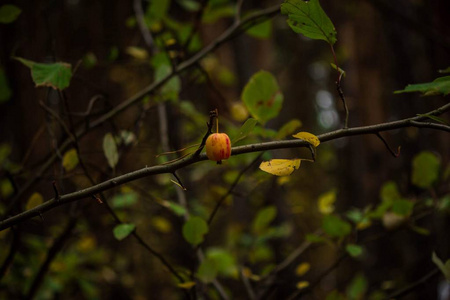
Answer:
[1,101,449,231]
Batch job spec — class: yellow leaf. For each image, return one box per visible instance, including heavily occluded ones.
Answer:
[151,216,172,233]
[177,281,196,289]
[77,235,97,252]
[292,132,320,147]
[295,262,311,276]
[26,192,43,211]
[62,148,79,172]
[318,190,336,214]
[259,159,301,176]
[296,281,310,289]
[125,46,148,60]
[242,267,261,281]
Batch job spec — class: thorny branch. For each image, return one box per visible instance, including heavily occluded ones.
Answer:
[1,101,450,231]
[2,4,281,217]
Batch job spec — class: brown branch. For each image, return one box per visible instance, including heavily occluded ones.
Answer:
[25,218,77,300]
[1,102,450,231]
[3,4,281,215]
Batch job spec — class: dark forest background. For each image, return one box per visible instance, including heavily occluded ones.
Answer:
[0,0,449,299]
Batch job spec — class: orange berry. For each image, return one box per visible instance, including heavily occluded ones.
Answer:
[205,133,231,162]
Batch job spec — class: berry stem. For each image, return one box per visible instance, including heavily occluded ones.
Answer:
[215,109,219,133]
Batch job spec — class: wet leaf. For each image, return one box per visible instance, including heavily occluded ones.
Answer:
[259,159,301,176]
[281,0,337,45]
[292,131,320,147]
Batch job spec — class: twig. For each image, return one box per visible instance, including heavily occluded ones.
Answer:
[193,109,217,157]
[0,227,20,281]
[52,181,60,200]
[207,152,263,225]
[39,100,76,143]
[1,101,450,230]
[256,233,317,299]
[241,268,256,300]
[384,267,440,299]
[375,132,400,157]
[25,218,77,300]
[183,0,209,50]
[235,0,245,24]
[133,0,154,53]
[286,253,347,300]
[330,44,349,129]
[2,4,281,219]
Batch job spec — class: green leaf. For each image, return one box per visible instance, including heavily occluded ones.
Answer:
[252,206,277,234]
[113,223,135,241]
[0,5,21,24]
[392,199,414,216]
[103,133,119,169]
[326,290,346,300]
[409,224,430,236]
[155,64,181,101]
[380,181,401,203]
[168,202,187,216]
[197,256,218,283]
[111,192,138,208]
[416,114,450,126]
[0,179,14,198]
[62,148,79,172]
[177,0,200,12]
[0,67,12,103]
[14,57,72,90]
[242,70,283,125]
[394,76,450,96]
[145,0,170,24]
[202,5,235,23]
[281,0,337,45]
[322,214,351,238]
[411,151,440,189]
[439,67,450,74]
[182,216,209,246]
[246,19,272,39]
[232,118,258,144]
[203,248,238,278]
[346,273,368,300]
[346,244,363,258]
[275,119,302,139]
[432,252,450,281]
